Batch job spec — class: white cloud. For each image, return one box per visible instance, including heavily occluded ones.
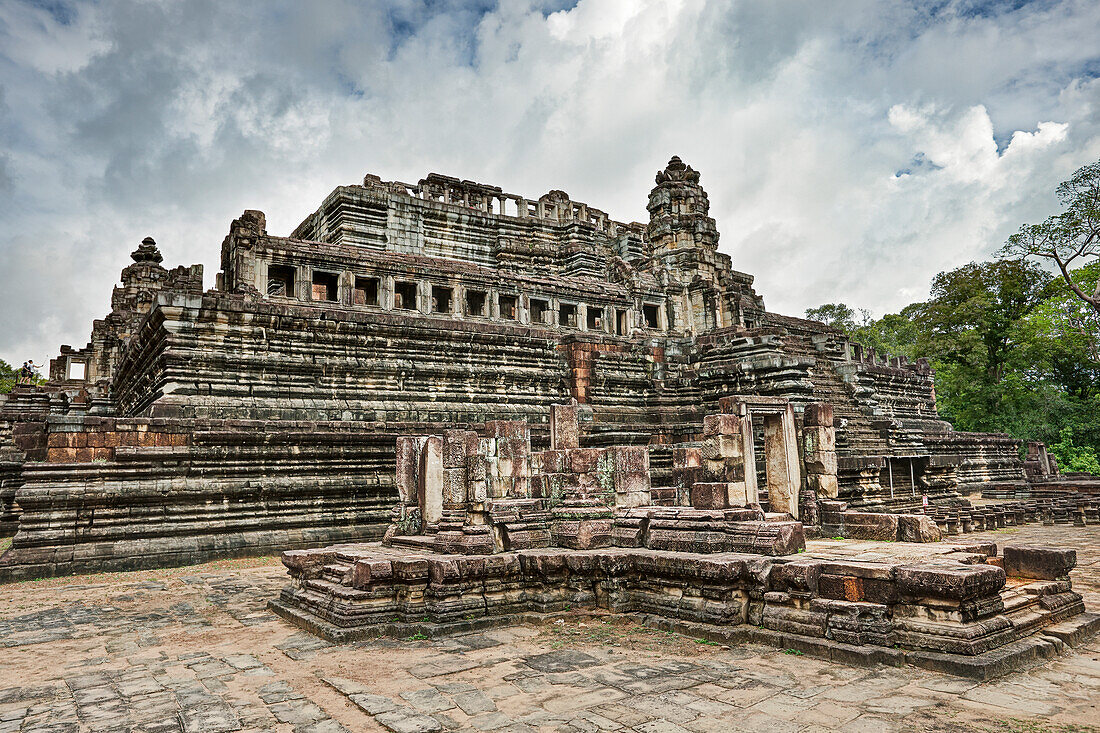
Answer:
[1,0,1099,368]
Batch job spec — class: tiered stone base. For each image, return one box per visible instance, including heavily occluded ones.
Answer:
[270,541,1100,679]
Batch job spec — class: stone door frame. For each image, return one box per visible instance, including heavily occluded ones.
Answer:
[721,396,801,519]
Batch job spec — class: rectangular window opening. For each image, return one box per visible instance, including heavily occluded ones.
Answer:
[312,271,338,302]
[642,304,660,329]
[465,289,487,317]
[616,309,629,335]
[353,277,379,306]
[268,264,296,298]
[432,286,453,314]
[499,294,517,320]
[68,361,86,381]
[586,305,602,331]
[394,281,418,310]
[530,298,549,325]
[559,303,578,328]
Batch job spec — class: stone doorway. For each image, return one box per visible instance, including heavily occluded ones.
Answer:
[719,396,801,519]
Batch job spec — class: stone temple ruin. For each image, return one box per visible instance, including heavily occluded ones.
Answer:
[2,156,1099,676]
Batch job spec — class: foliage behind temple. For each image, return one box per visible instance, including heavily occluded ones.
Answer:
[807,260,1100,471]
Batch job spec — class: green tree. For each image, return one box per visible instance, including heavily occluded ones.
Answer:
[1050,427,1100,475]
[1002,159,1100,315]
[805,260,1097,469]
[804,303,856,330]
[0,360,19,394]
[907,260,1054,429]
[850,309,920,359]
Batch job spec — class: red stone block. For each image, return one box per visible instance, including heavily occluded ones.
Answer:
[703,414,741,436]
[803,402,834,427]
[569,448,599,474]
[672,446,702,468]
[690,483,730,510]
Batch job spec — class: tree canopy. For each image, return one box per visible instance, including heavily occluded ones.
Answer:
[0,360,20,394]
[1002,159,1100,315]
[805,260,1099,472]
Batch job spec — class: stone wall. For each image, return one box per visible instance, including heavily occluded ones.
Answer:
[273,541,1093,676]
[111,292,573,422]
[0,417,413,580]
[925,432,1028,493]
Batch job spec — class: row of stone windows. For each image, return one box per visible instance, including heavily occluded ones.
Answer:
[266,265,665,332]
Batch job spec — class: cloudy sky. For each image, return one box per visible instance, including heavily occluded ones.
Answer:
[2,0,1099,368]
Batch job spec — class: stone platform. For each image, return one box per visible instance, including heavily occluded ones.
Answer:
[4,524,1100,731]
[271,539,1100,680]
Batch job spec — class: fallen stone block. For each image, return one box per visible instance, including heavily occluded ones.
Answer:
[842,511,899,541]
[1003,545,1077,580]
[897,515,942,543]
[896,563,1005,601]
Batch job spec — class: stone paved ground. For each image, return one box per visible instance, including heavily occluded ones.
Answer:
[1,525,1099,733]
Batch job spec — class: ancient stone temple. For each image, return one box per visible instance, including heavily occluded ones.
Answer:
[0,156,1096,585]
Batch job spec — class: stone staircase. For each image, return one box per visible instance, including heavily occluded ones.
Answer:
[771,327,887,457]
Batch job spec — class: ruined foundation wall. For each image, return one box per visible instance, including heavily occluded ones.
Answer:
[112,293,574,422]
[0,391,52,537]
[925,432,1028,493]
[0,416,418,580]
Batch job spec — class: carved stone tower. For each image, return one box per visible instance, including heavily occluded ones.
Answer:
[646,155,719,261]
[646,156,729,333]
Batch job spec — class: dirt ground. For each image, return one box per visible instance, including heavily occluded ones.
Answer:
[1,524,1099,732]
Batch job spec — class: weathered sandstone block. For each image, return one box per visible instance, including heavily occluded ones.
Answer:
[1003,545,1076,580]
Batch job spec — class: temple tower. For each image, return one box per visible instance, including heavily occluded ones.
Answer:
[646,156,719,259]
[646,156,728,333]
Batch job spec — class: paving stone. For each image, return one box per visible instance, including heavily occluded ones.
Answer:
[223,655,263,671]
[400,687,455,713]
[523,650,602,673]
[961,686,1062,716]
[726,712,800,732]
[793,700,862,727]
[179,703,241,733]
[863,694,937,715]
[408,658,481,679]
[350,693,399,715]
[452,690,497,715]
[258,681,304,704]
[374,707,444,733]
[269,699,328,725]
[468,711,514,730]
[323,677,373,696]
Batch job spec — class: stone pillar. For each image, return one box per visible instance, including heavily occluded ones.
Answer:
[611,446,651,509]
[550,400,580,450]
[419,436,444,527]
[384,436,429,541]
[381,275,395,311]
[485,420,532,498]
[780,403,801,519]
[442,429,469,510]
[418,280,432,315]
[671,445,703,507]
[802,403,837,526]
[701,413,751,507]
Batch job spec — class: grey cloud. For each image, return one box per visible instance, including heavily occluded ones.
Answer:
[1,0,1099,368]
